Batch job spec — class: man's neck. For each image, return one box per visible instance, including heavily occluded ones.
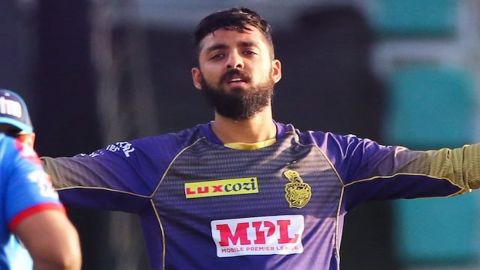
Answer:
[211,108,276,144]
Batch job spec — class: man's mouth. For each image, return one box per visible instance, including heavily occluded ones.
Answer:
[221,69,250,86]
[228,77,246,84]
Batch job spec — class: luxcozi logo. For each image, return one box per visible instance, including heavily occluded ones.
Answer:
[184,177,258,199]
[211,215,304,257]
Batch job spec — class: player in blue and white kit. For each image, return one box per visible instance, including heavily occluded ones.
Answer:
[42,8,480,270]
[0,89,81,270]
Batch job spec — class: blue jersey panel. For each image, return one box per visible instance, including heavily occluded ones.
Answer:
[0,135,61,269]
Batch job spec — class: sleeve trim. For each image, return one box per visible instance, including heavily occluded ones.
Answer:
[9,203,66,231]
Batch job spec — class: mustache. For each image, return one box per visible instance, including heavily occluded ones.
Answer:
[220,69,251,84]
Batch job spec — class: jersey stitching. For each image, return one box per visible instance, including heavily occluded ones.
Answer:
[313,145,346,263]
[334,186,345,263]
[149,137,206,198]
[287,127,346,187]
[56,186,151,198]
[287,126,346,263]
[150,198,166,269]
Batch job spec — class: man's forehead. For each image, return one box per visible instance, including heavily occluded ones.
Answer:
[199,28,265,51]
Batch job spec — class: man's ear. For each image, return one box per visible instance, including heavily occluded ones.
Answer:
[191,67,203,90]
[272,59,282,83]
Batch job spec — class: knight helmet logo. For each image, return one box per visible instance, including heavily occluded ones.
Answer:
[283,170,311,208]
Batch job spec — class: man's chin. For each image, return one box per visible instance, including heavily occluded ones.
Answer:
[224,84,250,93]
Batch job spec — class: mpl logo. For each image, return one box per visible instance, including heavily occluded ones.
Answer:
[211,215,304,257]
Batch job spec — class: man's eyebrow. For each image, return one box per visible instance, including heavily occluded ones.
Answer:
[204,41,259,53]
[205,43,228,53]
[238,41,258,48]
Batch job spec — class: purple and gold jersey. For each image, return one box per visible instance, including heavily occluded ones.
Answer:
[0,134,64,269]
[42,122,480,270]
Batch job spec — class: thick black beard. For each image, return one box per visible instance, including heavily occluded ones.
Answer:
[200,74,274,120]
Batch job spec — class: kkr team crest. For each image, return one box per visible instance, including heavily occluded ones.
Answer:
[283,170,311,208]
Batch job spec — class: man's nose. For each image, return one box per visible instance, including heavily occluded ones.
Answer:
[226,52,244,69]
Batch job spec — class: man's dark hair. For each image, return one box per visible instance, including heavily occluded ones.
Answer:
[194,7,274,58]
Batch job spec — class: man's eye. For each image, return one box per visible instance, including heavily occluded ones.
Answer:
[210,54,224,60]
[243,50,257,56]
